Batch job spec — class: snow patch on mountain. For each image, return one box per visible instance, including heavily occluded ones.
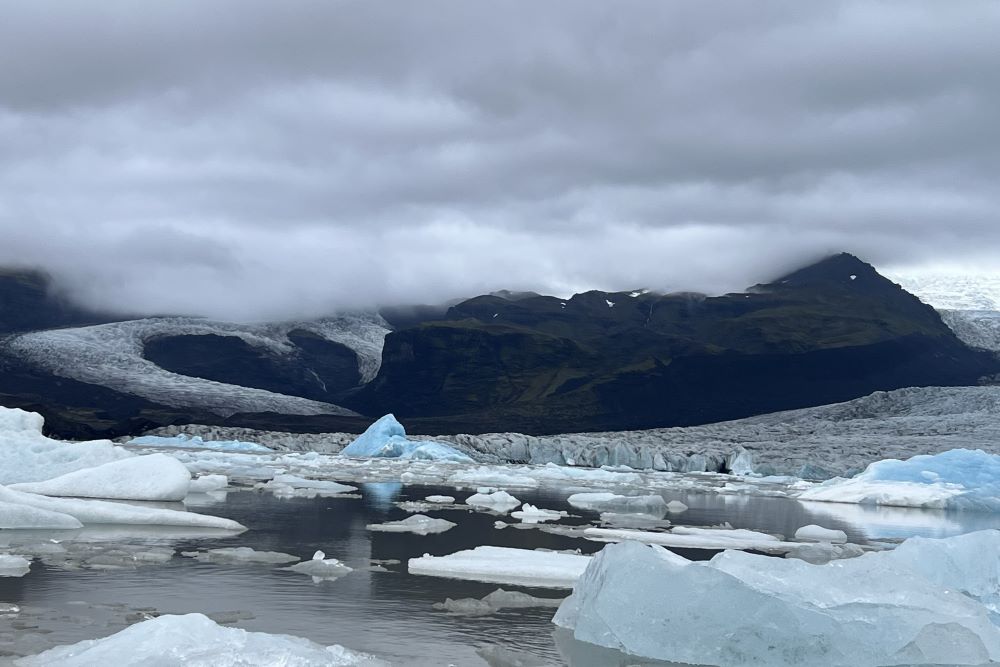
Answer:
[3,314,389,417]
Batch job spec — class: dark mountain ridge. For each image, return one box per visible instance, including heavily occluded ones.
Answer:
[0,254,995,438]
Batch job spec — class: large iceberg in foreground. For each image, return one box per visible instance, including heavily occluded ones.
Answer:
[798,449,1000,511]
[14,612,384,666]
[340,414,473,462]
[555,531,1000,666]
[9,454,191,501]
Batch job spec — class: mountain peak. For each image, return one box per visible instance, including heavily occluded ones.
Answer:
[766,253,882,290]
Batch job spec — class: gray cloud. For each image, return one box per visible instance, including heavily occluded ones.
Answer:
[1,1,998,320]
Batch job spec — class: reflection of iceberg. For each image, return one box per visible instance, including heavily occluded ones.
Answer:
[797,499,980,541]
[361,482,402,511]
[341,415,472,462]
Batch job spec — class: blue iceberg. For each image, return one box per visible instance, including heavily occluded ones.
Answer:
[340,414,473,462]
[799,448,1000,511]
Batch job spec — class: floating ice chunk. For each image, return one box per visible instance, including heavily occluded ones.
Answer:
[433,588,564,616]
[264,474,356,495]
[10,454,191,501]
[13,612,384,666]
[567,492,667,515]
[583,526,800,553]
[340,414,472,462]
[0,554,31,577]
[510,504,566,524]
[785,542,865,565]
[798,449,1000,511]
[666,500,688,513]
[465,490,521,513]
[409,546,592,588]
[424,495,455,504]
[366,514,456,535]
[885,531,1000,611]
[127,434,273,453]
[449,468,540,488]
[284,551,353,581]
[0,486,245,531]
[555,536,1000,666]
[794,524,848,543]
[0,407,131,485]
[188,474,228,493]
[181,547,299,564]
[0,499,83,529]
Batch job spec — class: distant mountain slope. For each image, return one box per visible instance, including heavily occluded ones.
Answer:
[347,254,997,433]
[0,269,120,333]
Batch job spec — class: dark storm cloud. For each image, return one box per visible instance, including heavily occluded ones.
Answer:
[0,1,997,320]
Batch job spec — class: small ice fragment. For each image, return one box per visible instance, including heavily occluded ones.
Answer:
[794,525,848,544]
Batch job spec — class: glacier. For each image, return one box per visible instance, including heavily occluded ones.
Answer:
[554,531,1000,666]
[150,384,1000,477]
[2,313,390,417]
[13,612,385,666]
[798,448,1000,511]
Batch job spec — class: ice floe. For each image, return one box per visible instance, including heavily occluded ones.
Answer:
[283,550,353,581]
[12,612,384,666]
[510,504,566,524]
[366,514,456,535]
[465,490,521,513]
[180,547,299,564]
[9,454,191,502]
[409,546,592,588]
[794,524,848,543]
[127,434,273,453]
[567,492,667,515]
[555,532,1000,666]
[582,526,805,554]
[0,486,245,531]
[0,554,31,577]
[432,588,564,616]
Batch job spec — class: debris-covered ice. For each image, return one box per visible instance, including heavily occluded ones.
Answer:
[555,532,1000,666]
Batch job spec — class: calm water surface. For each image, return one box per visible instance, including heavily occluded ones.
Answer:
[3,482,1000,665]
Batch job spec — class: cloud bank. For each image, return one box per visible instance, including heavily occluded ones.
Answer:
[1,1,997,320]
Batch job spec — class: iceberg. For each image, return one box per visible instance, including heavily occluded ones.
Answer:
[0,499,84,529]
[340,414,473,462]
[554,532,1000,666]
[0,407,130,485]
[180,547,300,564]
[567,492,667,515]
[583,526,802,553]
[127,434,273,453]
[13,612,384,666]
[794,524,848,543]
[798,449,1000,511]
[464,490,521,513]
[433,588,564,616]
[408,545,591,588]
[0,486,245,531]
[284,550,353,581]
[0,554,31,577]
[366,514,456,535]
[9,454,191,501]
[510,503,566,524]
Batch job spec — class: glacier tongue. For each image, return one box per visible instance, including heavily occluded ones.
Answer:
[556,532,1000,666]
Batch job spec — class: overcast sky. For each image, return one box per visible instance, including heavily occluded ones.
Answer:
[1,1,997,320]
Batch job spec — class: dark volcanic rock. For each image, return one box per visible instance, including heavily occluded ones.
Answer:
[346,254,998,434]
